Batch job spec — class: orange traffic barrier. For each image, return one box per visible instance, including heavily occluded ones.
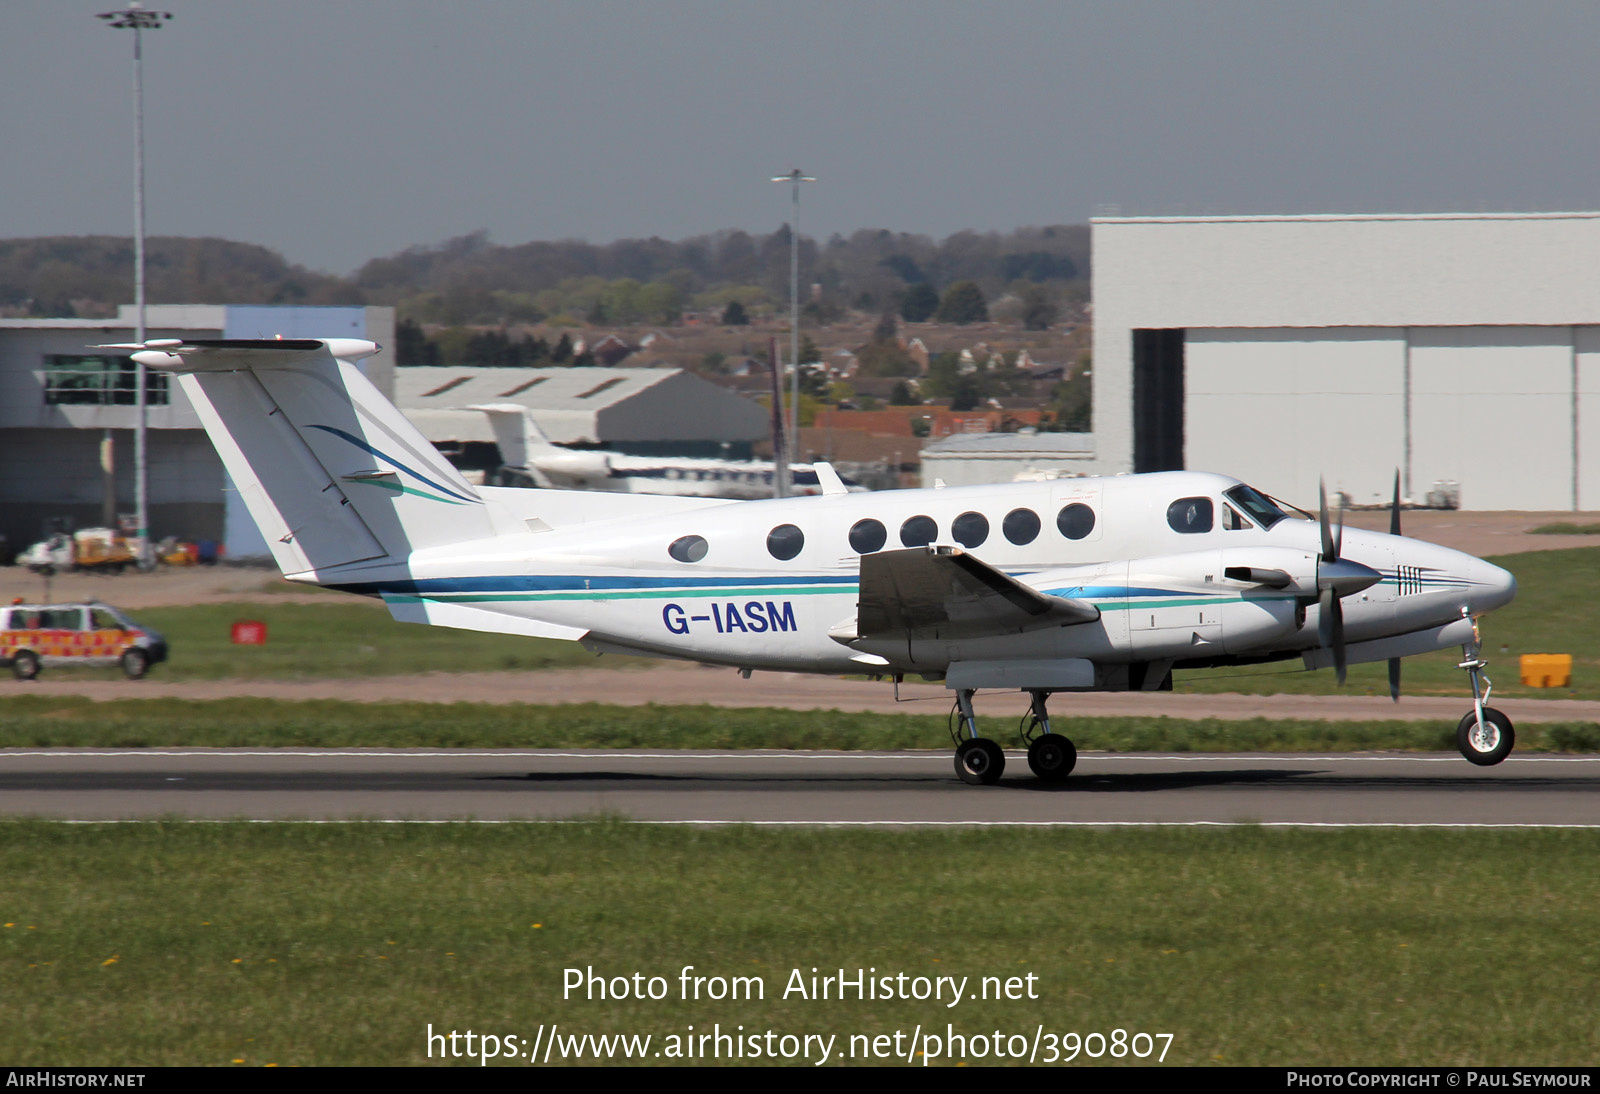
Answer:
[1520,653,1572,688]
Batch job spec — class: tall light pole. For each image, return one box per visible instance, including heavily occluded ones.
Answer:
[97,2,172,568]
[770,169,814,494]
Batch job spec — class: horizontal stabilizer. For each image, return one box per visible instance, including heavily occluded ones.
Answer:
[383,594,589,642]
[851,546,1099,642]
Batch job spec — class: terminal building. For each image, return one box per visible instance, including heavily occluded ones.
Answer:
[0,304,393,557]
[0,306,769,558]
[1092,211,1600,510]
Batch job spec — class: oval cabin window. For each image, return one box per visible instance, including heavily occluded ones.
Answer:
[1056,503,1095,540]
[899,515,938,547]
[1003,508,1041,545]
[952,511,989,548]
[668,535,709,563]
[849,519,887,554]
[766,524,804,561]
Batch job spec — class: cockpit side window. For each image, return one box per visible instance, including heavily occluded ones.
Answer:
[1167,497,1214,534]
[1223,503,1252,531]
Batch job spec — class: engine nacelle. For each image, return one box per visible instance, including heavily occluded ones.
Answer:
[1124,547,1306,656]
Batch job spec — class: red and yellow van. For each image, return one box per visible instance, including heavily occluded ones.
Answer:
[0,601,168,680]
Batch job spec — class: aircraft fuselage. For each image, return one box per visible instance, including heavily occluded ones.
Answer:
[341,470,1514,683]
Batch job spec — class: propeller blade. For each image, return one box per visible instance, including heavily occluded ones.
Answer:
[1331,595,1347,685]
[1336,492,1345,560]
[1390,469,1402,537]
[1318,586,1349,686]
[1388,656,1401,703]
[1319,479,1336,562]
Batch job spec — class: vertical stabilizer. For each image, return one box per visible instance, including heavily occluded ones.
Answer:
[121,338,498,577]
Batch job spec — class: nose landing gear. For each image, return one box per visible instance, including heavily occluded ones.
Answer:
[1458,623,1515,766]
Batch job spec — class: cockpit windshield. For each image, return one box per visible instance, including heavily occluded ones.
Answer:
[1224,484,1289,529]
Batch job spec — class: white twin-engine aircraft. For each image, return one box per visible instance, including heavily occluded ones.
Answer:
[113,337,1519,785]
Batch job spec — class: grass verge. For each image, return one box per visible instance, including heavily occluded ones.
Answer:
[1529,523,1600,535]
[2,695,1599,752]
[46,599,622,681]
[2,822,1597,1066]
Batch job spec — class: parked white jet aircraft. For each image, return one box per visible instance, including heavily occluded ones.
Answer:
[468,403,864,499]
[111,337,1519,785]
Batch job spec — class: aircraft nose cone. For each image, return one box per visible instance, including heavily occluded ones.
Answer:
[1470,558,1517,614]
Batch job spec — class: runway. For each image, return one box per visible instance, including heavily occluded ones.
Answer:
[3,748,1598,825]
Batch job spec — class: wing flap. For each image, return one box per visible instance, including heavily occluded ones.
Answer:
[853,546,1099,642]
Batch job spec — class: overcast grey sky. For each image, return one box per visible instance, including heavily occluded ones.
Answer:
[5,1,1600,275]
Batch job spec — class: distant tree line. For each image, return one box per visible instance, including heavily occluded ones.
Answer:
[0,236,359,318]
[0,224,1088,330]
[362,224,1087,328]
[396,319,594,368]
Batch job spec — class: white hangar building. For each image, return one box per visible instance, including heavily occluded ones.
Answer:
[396,366,770,458]
[919,432,1097,488]
[1092,212,1600,510]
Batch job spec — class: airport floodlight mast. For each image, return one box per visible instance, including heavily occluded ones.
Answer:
[771,168,815,498]
[96,1,173,569]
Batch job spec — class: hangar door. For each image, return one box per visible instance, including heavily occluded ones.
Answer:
[1132,329,1185,472]
[1185,329,1405,510]
[1409,327,1572,511]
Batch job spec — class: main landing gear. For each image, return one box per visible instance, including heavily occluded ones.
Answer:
[1457,625,1515,766]
[949,689,1076,785]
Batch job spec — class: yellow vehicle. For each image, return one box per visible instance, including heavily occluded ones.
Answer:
[0,601,168,680]
[17,529,138,574]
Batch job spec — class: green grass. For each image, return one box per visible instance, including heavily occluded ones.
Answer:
[49,599,624,681]
[4,695,1600,752]
[2,822,1596,1066]
[1529,523,1600,535]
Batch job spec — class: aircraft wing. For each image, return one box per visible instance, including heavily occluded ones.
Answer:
[850,546,1100,642]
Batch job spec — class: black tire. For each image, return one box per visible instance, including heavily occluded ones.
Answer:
[12,650,40,681]
[1027,734,1077,781]
[954,738,1005,786]
[1457,707,1515,766]
[120,648,150,680]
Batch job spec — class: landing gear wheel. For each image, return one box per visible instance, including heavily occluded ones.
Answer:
[1027,734,1077,781]
[11,650,39,681]
[954,738,1005,786]
[120,648,149,680]
[1457,707,1514,766]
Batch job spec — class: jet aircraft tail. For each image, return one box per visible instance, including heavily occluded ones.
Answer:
[113,338,501,579]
